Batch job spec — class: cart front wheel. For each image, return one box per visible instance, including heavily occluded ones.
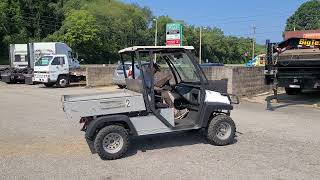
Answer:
[206,114,236,146]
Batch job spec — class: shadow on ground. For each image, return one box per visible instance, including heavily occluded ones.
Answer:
[38,83,86,88]
[124,130,238,158]
[265,90,320,111]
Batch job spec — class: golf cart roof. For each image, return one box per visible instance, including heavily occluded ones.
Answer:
[118,46,195,54]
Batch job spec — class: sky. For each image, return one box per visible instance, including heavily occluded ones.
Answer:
[123,0,310,44]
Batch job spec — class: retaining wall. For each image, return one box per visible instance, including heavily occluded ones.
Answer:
[85,66,271,96]
[86,66,115,87]
[231,67,271,96]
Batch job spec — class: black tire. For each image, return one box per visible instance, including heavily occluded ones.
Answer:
[285,88,301,95]
[56,75,69,88]
[6,79,16,84]
[94,125,129,160]
[44,83,54,87]
[206,114,236,146]
[117,85,126,89]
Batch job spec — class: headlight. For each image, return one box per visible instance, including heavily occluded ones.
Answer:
[228,94,240,104]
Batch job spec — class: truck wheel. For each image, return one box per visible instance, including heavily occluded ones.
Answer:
[94,125,129,160]
[118,85,126,89]
[44,83,54,88]
[56,76,69,88]
[206,114,236,146]
[285,88,301,95]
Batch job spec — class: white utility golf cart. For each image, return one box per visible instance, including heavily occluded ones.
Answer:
[62,46,239,160]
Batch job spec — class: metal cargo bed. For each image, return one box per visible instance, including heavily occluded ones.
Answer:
[62,90,146,121]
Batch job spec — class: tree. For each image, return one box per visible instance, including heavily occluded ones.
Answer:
[0,0,66,64]
[0,0,28,64]
[53,10,102,63]
[0,0,262,65]
[285,0,320,31]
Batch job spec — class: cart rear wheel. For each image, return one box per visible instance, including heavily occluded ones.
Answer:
[94,125,129,160]
[206,114,236,146]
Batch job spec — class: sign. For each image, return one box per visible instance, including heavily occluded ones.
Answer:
[166,23,183,46]
[303,33,320,39]
[298,38,320,46]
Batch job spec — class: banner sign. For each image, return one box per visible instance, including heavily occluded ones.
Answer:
[166,23,183,46]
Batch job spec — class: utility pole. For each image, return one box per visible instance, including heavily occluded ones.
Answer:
[199,27,202,64]
[154,19,158,46]
[252,25,256,60]
[153,18,158,62]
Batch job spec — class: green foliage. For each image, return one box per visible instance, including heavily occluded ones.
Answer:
[285,0,320,31]
[0,0,66,64]
[60,10,101,63]
[0,0,263,64]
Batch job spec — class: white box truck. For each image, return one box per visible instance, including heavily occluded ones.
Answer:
[32,42,85,87]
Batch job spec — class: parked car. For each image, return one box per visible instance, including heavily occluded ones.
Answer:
[112,62,148,88]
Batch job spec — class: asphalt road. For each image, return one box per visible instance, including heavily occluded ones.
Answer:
[1,83,320,180]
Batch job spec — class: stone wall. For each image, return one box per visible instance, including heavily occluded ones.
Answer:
[202,66,271,95]
[86,66,115,87]
[231,67,271,96]
[85,65,271,96]
[202,67,233,93]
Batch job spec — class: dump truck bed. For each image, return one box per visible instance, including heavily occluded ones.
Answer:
[62,90,146,121]
[277,49,320,67]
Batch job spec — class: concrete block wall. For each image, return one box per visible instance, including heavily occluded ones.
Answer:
[85,65,271,96]
[202,67,233,93]
[231,67,271,96]
[86,66,115,87]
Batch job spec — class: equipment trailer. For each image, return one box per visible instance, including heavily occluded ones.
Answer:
[62,46,239,160]
[265,38,320,98]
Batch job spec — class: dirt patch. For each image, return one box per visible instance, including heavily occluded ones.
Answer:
[0,139,90,157]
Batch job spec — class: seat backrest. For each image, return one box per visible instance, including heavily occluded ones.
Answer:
[125,78,143,93]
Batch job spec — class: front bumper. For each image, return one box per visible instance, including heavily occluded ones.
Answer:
[34,73,50,83]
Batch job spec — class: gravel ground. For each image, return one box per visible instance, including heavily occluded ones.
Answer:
[1,83,320,180]
[243,90,320,109]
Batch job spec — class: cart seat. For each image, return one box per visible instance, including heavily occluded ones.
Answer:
[156,102,170,109]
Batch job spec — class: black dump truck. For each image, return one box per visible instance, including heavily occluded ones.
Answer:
[265,38,320,95]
